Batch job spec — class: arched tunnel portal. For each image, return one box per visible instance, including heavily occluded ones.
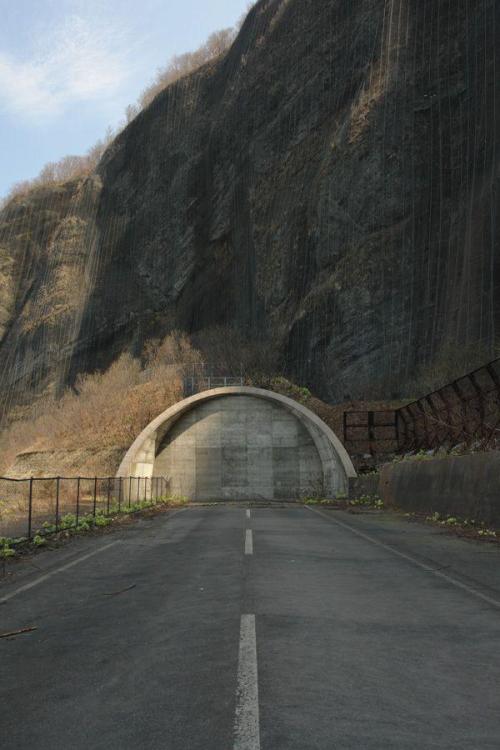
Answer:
[117,387,356,501]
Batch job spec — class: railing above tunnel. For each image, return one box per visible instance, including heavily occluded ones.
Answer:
[183,375,244,397]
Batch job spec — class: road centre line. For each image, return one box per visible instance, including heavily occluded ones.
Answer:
[246,509,251,519]
[245,529,253,555]
[234,614,260,750]
[305,506,500,610]
[0,541,121,605]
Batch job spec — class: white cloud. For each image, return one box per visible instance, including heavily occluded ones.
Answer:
[0,14,132,120]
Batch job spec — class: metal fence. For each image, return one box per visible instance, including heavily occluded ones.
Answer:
[343,410,400,456]
[0,476,169,542]
[343,357,500,456]
[182,362,245,396]
[183,375,245,396]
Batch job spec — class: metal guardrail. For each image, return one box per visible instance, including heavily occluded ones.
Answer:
[343,357,500,455]
[0,476,169,541]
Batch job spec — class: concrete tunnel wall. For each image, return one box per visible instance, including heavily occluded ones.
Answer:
[117,387,356,501]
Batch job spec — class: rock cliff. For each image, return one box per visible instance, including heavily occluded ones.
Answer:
[0,0,498,423]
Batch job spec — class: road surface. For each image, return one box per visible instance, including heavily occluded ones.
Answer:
[1,505,500,749]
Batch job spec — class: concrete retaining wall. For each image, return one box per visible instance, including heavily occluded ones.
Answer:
[378,451,500,525]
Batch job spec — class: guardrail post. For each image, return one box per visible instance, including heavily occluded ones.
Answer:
[368,412,375,455]
[75,477,81,528]
[118,478,122,512]
[27,477,34,539]
[93,477,97,518]
[129,476,132,508]
[55,477,60,532]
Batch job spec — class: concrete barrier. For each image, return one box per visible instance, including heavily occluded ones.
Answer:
[378,451,500,525]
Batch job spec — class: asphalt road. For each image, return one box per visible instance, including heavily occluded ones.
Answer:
[1,505,500,749]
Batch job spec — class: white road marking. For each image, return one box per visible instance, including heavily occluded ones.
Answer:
[245,529,253,555]
[305,506,500,609]
[0,542,121,604]
[234,614,260,750]
[246,509,251,519]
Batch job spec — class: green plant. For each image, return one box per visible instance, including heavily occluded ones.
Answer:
[478,529,497,538]
[94,514,112,527]
[60,513,77,530]
[422,511,498,539]
[0,538,16,558]
[426,511,441,522]
[3,493,190,559]
[349,494,383,508]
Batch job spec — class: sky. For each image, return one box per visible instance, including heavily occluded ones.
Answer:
[0,0,251,199]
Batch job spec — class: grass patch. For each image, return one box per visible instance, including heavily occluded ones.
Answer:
[0,495,188,564]
[302,492,384,509]
[402,510,498,541]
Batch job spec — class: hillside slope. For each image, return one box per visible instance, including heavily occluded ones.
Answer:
[0,0,498,422]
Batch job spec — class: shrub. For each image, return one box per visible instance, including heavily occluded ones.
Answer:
[0,332,196,473]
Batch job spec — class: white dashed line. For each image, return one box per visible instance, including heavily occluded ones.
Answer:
[234,614,260,750]
[305,506,500,609]
[245,529,253,555]
[246,509,251,519]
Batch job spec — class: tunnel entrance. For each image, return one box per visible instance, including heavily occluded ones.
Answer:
[117,387,356,501]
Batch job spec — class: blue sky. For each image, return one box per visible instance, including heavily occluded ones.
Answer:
[0,0,251,199]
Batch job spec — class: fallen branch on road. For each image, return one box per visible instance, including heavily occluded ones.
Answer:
[101,584,136,597]
[0,626,37,639]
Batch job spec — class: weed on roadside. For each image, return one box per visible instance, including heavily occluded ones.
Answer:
[302,492,384,510]
[0,495,189,568]
[349,494,384,509]
[403,510,499,542]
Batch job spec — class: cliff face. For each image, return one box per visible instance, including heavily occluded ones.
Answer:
[1,0,499,421]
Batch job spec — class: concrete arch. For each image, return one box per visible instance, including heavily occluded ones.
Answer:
[117,387,356,499]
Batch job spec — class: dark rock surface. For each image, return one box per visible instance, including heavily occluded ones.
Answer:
[1,0,499,421]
